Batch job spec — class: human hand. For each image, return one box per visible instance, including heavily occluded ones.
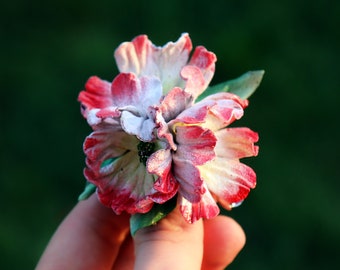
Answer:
[36,195,245,270]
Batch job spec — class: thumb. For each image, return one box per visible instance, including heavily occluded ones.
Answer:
[133,207,204,270]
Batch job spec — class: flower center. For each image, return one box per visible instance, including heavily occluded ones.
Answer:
[137,141,155,165]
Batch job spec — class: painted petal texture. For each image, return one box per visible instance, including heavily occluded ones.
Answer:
[78,76,112,118]
[179,184,220,223]
[78,33,261,224]
[164,93,258,222]
[115,33,192,93]
[114,33,216,95]
[83,129,177,214]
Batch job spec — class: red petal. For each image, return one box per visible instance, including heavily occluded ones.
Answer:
[200,158,257,210]
[181,66,206,98]
[147,149,179,198]
[83,129,138,171]
[172,95,246,130]
[215,127,259,159]
[159,87,193,121]
[114,33,193,94]
[78,76,112,117]
[114,35,154,75]
[111,73,162,110]
[85,152,158,214]
[179,188,220,223]
[173,159,204,203]
[188,46,216,92]
[174,125,216,165]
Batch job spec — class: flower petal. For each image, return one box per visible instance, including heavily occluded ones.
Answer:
[159,87,194,122]
[181,65,206,99]
[86,107,121,127]
[114,34,155,75]
[172,93,246,131]
[214,127,259,159]
[109,73,162,140]
[85,151,156,214]
[120,111,156,142]
[201,92,249,108]
[173,159,204,203]
[188,45,216,90]
[147,149,179,201]
[115,33,192,93]
[78,76,112,118]
[154,87,194,150]
[84,128,178,214]
[154,108,177,150]
[84,129,138,171]
[147,149,172,178]
[179,187,220,223]
[174,125,216,165]
[199,157,256,210]
[111,73,162,111]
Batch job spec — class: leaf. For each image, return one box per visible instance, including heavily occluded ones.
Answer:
[78,182,96,201]
[197,70,265,101]
[130,196,177,236]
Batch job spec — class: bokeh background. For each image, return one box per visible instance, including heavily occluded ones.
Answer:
[1,0,339,269]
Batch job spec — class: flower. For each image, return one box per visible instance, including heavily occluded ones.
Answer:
[79,73,179,214]
[78,33,260,224]
[148,91,258,223]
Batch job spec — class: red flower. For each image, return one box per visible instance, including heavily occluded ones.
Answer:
[78,34,260,223]
[148,92,258,223]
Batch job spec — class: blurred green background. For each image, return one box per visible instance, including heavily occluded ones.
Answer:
[1,0,339,269]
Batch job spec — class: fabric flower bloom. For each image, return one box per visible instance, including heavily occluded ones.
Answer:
[78,33,261,225]
[148,91,258,223]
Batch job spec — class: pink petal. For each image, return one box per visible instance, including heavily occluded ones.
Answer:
[172,159,204,203]
[97,187,154,214]
[114,35,155,75]
[188,46,216,92]
[159,87,194,121]
[174,125,216,165]
[214,127,259,159]
[114,35,152,75]
[154,108,177,150]
[85,107,121,127]
[111,73,162,111]
[181,66,206,99]
[172,94,246,131]
[153,87,194,150]
[84,129,178,214]
[83,129,138,171]
[147,149,172,177]
[78,76,112,117]
[147,149,179,202]
[115,33,192,94]
[95,107,121,119]
[179,187,220,223]
[199,157,257,210]
[85,151,156,214]
[85,150,175,214]
[202,92,249,109]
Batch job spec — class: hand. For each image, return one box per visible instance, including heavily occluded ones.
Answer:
[36,195,245,270]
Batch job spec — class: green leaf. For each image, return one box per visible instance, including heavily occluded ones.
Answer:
[197,70,265,101]
[130,196,177,236]
[78,182,96,201]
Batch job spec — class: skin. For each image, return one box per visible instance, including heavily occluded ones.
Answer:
[36,195,246,270]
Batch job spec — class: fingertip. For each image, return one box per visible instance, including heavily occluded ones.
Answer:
[133,207,204,270]
[202,215,246,269]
